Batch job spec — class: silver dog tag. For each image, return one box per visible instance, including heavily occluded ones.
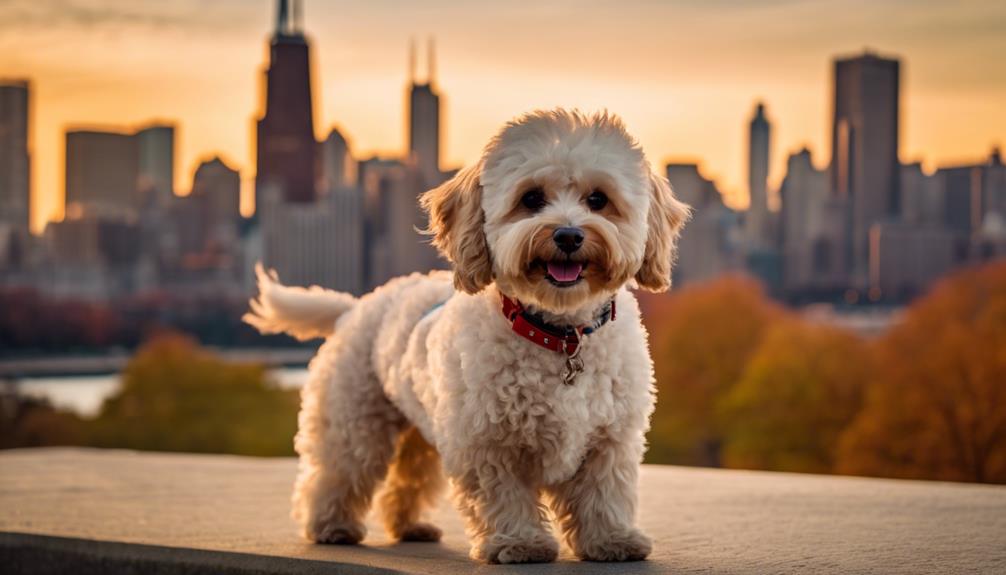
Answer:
[561,339,584,385]
[562,355,584,385]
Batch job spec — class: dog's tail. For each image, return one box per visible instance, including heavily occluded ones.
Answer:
[243,263,357,341]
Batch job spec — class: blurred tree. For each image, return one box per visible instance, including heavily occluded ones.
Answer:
[718,320,870,473]
[89,332,299,456]
[643,276,784,466]
[0,386,87,448]
[837,263,1006,484]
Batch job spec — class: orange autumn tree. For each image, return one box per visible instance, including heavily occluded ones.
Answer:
[837,262,1006,484]
[718,319,871,474]
[643,276,784,466]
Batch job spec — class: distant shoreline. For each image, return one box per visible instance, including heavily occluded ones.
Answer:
[0,347,315,379]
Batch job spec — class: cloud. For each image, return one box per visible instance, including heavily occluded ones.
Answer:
[0,0,255,34]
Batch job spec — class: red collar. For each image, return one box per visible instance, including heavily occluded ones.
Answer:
[500,293,616,355]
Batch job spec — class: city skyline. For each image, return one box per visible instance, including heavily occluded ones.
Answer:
[2,0,1004,233]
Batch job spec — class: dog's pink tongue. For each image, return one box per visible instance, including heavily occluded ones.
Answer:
[547,261,583,282]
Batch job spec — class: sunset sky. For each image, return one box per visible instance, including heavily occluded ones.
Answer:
[2,0,1004,232]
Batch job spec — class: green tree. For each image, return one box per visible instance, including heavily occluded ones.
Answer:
[837,262,1006,483]
[718,320,870,473]
[89,333,299,456]
[643,276,783,466]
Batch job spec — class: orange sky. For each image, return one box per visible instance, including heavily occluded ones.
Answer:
[2,0,1004,233]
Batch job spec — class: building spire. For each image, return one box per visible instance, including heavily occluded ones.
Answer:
[276,0,290,35]
[293,0,302,34]
[427,37,436,86]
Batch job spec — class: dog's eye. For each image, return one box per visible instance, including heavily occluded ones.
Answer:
[586,190,609,211]
[521,188,546,211]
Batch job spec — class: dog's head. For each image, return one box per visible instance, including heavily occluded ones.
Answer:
[422,109,690,314]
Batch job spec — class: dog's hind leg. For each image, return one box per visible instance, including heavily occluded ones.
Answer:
[292,340,406,545]
[378,426,446,541]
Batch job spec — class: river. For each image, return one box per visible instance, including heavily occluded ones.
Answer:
[10,367,310,417]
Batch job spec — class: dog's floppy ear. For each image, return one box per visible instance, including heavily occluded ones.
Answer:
[635,168,691,292]
[420,164,494,294]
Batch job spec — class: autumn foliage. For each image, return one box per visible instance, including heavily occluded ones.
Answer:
[642,276,783,466]
[644,261,1006,484]
[836,263,1006,483]
[720,319,871,473]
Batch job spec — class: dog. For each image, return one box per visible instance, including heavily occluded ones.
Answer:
[245,109,690,563]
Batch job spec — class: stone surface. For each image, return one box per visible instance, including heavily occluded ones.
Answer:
[1,448,1004,574]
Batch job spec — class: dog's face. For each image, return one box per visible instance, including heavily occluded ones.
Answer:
[423,109,690,314]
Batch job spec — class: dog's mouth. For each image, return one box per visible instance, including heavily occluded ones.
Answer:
[537,259,586,288]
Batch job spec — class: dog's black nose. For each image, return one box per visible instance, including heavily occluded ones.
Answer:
[553,227,585,254]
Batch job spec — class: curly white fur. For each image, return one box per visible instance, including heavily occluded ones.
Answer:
[245,109,689,564]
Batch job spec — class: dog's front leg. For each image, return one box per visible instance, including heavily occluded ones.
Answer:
[452,450,558,564]
[547,437,652,561]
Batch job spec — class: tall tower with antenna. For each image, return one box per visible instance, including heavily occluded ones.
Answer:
[747,101,771,245]
[408,38,442,186]
[255,0,317,214]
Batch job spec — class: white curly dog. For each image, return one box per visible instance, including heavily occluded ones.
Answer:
[245,109,689,564]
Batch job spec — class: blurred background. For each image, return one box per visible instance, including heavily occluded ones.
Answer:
[1,0,1004,484]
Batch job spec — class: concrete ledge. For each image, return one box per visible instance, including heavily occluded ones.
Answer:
[1,532,396,575]
[1,448,1004,574]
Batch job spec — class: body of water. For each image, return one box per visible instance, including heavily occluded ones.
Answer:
[11,367,310,417]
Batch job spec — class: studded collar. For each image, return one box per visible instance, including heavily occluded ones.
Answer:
[499,293,616,356]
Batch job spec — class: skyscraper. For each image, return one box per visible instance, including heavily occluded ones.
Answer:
[0,80,30,230]
[746,102,770,245]
[939,165,981,236]
[319,127,355,194]
[65,129,139,219]
[170,156,243,257]
[261,187,364,295]
[255,0,317,213]
[934,148,1006,263]
[136,124,175,208]
[779,148,845,294]
[900,162,943,227]
[830,51,901,286]
[869,221,955,301]
[666,163,741,284]
[192,156,241,225]
[409,39,442,186]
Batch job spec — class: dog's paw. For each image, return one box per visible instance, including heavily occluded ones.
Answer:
[491,539,560,564]
[577,528,652,562]
[475,532,559,564]
[309,521,366,545]
[397,522,443,542]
